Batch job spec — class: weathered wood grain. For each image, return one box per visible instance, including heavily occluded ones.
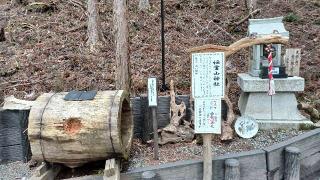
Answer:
[0,109,30,162]
[28,91,133,168]
[121,150,267,180]
[284,147,300,180]
[264,128,320,180]
[225,159,240,180]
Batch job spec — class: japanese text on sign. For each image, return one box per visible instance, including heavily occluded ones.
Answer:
[192,52,225,98]
[148,77,157,107]
[194,98,221,134]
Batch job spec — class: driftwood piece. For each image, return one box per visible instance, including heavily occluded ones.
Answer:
[187,34,289,140]
[187,35,289,58]
[170,80,186,127]
[158,80,194,145]
[221,76,235,140]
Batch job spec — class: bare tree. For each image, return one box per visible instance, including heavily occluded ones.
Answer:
[113,0,130,92]
[139,0,150,11]
[87,0,103,52]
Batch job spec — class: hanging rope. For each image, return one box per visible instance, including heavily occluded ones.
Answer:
[265,44,276,96]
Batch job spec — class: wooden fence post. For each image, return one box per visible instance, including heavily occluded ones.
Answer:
[225,159,240,180]
[284,146,300,180]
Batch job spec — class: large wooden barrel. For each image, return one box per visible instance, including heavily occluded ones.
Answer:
[28,90,133,168]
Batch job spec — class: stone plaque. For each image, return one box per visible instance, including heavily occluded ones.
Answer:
[194,98,221,134]
[235,116,259,138]
[192,52,225,98]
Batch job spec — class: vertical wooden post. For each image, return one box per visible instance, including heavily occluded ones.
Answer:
[104,158,120,180]
[151,107,159,160]
[148,77,159,159]
[225,159,240,180]
[203,134,212,180]
[284,146,300,180]
[113,0,130,92]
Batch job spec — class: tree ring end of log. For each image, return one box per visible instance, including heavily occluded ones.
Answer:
[116,91,134,159]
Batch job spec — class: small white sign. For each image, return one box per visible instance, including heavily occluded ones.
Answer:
[194,98,221,134]
[192,52,225,98]
[272,67,280,75]
[235,116,259,139]
[148,77,157,107]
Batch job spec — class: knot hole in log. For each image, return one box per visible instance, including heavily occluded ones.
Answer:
[63,118,83,135]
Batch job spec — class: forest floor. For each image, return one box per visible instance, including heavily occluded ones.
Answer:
[0,0,319,113]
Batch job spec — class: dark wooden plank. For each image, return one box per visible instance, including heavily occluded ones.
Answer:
[263,128,320,180]
[0,144,25,161]
[0,127,23,147]
[0,109,30,162]
[130,97,142,115]
[121,150,267,180]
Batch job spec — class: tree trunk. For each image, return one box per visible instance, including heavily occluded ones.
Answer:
[113,0,130,92]
[87,0,103,52]
[138,0,150,11]
[28,91,134,168]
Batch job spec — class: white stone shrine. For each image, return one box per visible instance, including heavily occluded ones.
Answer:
[237,17,313,129]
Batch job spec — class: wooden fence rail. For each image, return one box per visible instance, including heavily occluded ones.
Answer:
[121,128,320,180]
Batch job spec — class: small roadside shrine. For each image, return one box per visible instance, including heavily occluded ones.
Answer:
[237,17,313,129]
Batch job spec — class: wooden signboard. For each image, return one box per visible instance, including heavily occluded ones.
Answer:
[148,77,158,107]
[191,52,225,180]
[194,98,221,134]
[192,52,225,99]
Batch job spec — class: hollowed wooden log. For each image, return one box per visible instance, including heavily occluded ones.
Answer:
[28,90,133,168]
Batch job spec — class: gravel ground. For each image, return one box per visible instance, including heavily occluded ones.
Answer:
[128,129,307,170]
[0,161,32,180]
[0,129,309,178]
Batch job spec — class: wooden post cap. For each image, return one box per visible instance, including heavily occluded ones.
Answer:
[225,159,240,167]
[141,171,158,179]
[285,147,300,154]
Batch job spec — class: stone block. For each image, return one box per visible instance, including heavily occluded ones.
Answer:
[238,92,312,129]
[237,73,305,92]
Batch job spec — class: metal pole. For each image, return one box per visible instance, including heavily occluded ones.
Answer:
[160,0,167,91]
